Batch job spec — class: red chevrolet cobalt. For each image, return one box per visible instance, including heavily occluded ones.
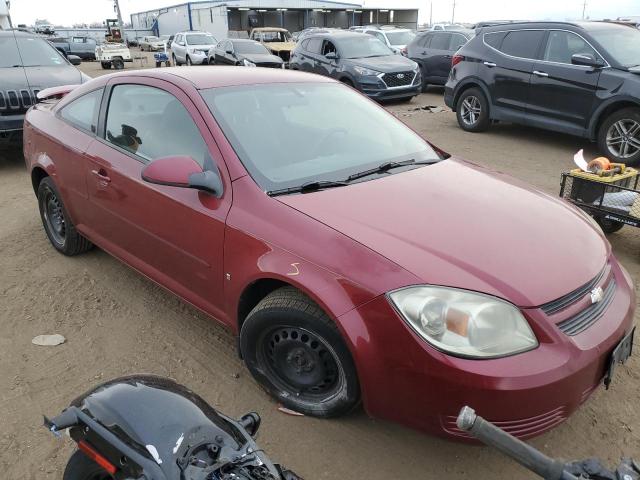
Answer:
[24,68,635,439]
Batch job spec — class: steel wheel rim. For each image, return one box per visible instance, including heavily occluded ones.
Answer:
[43,188,66,246]
[258,326,345,402]
[606,119,640,159]
[461,95,481,126]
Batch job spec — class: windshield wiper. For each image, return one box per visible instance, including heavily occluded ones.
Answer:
[267,180,349,197]
[346,159,436,181]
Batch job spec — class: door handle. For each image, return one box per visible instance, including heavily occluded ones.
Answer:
[91,168,111,183]
[483,61,497,67]
[533,70,549,77]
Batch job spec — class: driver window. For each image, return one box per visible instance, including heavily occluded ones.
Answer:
[105,84,210,168]
[543,30,598,64]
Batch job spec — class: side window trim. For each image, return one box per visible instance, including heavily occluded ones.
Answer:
[57,87,104,135]
[482,28,610,67]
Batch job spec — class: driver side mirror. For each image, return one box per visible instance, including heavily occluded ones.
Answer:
[141,156,223,198]
[571,53,604,68]
[325,51,338,60]
[67,55,82,66]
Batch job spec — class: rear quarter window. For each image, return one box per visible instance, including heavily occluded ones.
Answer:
[59,88,103,133]
[484,31,506,49]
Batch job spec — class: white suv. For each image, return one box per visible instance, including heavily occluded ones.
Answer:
[171,31,217,65]
[362,27,415,54]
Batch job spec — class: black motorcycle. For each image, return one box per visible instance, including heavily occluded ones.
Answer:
[457,406,639,480]
[45,375,301,480]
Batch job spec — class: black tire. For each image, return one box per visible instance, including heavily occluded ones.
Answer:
[37,177,92,256]
[112,58,124,70]
[597,107,640,166]
[340,78,354,87]
[186,55,192,66]
[420,65,429,92]
[172,53,179,66]
[240,287,360,418]
[456,87,490,132]
[595,216,625,234]
[63,451,113,480]
[100,61,111,69]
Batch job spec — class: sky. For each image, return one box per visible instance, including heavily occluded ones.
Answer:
[7,0,640,27]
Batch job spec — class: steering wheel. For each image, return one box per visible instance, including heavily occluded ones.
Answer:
[311,128,348,157]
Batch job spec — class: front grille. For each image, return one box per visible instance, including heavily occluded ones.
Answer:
[441,406,567,439]
[541,267,607,315]
[381,71,415,88]
[556,279,616,336]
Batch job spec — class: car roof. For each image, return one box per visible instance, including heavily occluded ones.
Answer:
[97,66,335,90]
[309,31,369,40]
[421,29,474,36]
[479,20,632,33]
[229,38,259,43]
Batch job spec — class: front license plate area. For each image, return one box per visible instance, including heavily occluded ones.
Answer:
[605,327,635,389]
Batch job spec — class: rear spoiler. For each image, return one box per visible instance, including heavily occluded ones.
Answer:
[36,84,80,102]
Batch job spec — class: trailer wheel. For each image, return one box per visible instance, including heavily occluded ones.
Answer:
[100,61,112,69]
[595,216,625,234]
[112,58,124,70]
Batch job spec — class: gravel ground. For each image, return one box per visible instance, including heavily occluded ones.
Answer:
[0,56,638,479]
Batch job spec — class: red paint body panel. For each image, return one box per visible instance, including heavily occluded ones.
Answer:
[23,67,636,439]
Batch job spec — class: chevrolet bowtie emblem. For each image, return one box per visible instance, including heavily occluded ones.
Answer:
[590,286,604,304]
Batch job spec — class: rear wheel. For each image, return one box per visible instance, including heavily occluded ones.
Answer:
[456,87,490,132]
[240,287,360,418]
[63,451,114,480]
[598,108,640,166]
[37,177,92,256]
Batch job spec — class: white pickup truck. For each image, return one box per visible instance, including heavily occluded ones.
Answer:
[95,43,132,69]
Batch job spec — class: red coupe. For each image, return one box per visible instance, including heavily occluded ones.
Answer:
[24,67,635,440]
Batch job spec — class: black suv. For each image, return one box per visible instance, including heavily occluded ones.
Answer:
[1,30,88,146]
[444,22,640,164]
[407,29,474,90]
[290,31,421,101]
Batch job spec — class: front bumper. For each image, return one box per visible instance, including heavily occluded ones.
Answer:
[358,71,422,100]
[188,51,209,64]
[339,257,635,440]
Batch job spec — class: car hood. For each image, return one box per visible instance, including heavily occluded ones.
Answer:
[277,159,608,307]
[348,54,417,72]
[240,53,283,64]
[263,42,295,52]
[1,66,83,95]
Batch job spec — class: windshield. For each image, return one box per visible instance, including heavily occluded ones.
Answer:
[339,36,393,58]
[259,31,292,42]
[385,31,416,45]
[201,83,439,191]
[589,27,640,67]
[235,42,269,54]
[186,34,216,45]
[0,36,67,68]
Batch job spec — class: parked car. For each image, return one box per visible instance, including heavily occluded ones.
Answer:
[139,35,165,51]
[290,31,421,101]
[171,31,217,65]
[445,21,640,164]
[250,27,296,64]
[34,23,54,35]
[208,39,284,68]
[431,23,467,31]
[0,30,88,146]
[49,36,97,60]
[23,67,635,439]
[407,29,474,90]
[362,26,416,54]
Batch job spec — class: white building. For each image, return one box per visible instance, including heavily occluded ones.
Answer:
[130,0,419,38]
[0,0,12,30]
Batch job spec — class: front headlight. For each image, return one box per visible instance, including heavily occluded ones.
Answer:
[353,65,381,76]
[388,286,538,359]
[243,58,257,67]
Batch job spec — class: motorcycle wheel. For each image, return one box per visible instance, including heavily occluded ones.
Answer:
[63,451,114,480]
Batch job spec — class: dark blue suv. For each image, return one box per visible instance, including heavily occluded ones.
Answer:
[444,22,640,165]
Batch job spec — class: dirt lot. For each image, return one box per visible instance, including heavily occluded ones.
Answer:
[0,57,638,479]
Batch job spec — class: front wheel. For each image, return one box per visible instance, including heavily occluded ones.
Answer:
[63,451,113,480]
[456,87,490,132]
[598,107,640,166]
[186,55,192,66]
[240,287,360,418]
